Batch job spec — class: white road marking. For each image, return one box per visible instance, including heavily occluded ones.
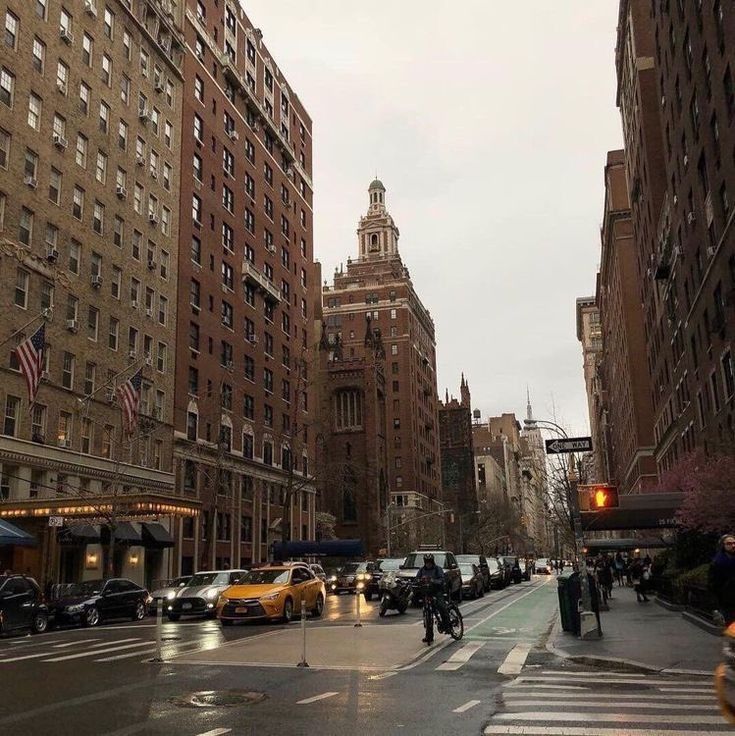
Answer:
[436,641,485,671]
[51,638,101,649]
[195,730,232,736]
[484,728,725,736]
[42,641,153,662]
[5,638,63,646]
[503,700,715,710]
[505,683,587,690]
[537,669,710,679]
[297,691,339,705]
[514,675,697,686]
[659,686,715,693]
[497,643,531,675]
[495,711,723,725]
[368,671,398,680]
[95,648,157,662]
[453,699,481,713]
[504,692,715,702]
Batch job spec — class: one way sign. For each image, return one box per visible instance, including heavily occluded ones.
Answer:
[544,437,593,454]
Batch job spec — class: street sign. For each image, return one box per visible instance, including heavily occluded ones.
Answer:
[544,436,592,454]
[48,516,64,527]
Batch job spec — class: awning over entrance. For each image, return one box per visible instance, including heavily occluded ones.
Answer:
[59,523,101,544]
[141,522,174,548]
[106,521,143,544]
[0,518,37,546]
[584,537,672,551]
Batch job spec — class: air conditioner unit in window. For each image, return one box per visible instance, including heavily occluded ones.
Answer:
[150,169,158,180]
[136,154,145,166]
[59,28,74,44]
[145,307,153,318]
[116,185,127,199]
[128,349,137,360]
[131,300,139,310]
[138,106,150,121]
[66,319,79,333]
[227,129,239,141]
[105,388,116,404]
[149,213,159,225]
[147,259,157,270]
[84,0,97,17]
[46,246,59,263]
[52,133,68,149]
[24,176,38,189]
[144,354,153,366]
[91,275,103,288]
[56,80,67,95]
[687,211,696,225]
[154,76,164,92]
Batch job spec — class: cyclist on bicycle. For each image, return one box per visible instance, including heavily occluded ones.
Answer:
[415,553,451,642]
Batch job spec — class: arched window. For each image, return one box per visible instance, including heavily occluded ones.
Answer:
[343,486,356,522]
[334,389,362,430]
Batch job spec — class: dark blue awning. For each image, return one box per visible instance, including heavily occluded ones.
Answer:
[272,539,364,560]
[0,519,37,547]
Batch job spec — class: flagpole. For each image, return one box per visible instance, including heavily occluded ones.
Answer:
[0,309,50,350]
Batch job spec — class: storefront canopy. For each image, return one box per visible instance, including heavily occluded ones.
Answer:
[141,522,174,548]
[272,539,365,559]
[0,519,36,547]
[59,523,101,544]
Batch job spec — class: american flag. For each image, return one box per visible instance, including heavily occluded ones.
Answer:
[15,324,45,407]
[117,369,143,434]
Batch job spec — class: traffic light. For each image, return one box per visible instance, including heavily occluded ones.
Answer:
[588,484,619,510]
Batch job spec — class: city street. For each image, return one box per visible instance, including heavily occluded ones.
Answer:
[1,576,726,735]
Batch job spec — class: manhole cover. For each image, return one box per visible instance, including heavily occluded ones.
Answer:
[160,636,181,641]
[172,691,267,708]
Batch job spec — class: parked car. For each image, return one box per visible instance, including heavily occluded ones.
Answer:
[494,556,513,587]
[456,554,491,591]
[148,575,191,615]
[458,563,484,599]
[217,564,325,624]
[167,569,247,621]
[502,556,523,584]
[486,557,506,589]
[535,558,552,574]
[0,574,48,635]
[398,549,463,602]
[52,578,149,628]
[309,564,327,584]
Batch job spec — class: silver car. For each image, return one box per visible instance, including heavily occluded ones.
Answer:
[166,570,247,620]
[148,575,191,614]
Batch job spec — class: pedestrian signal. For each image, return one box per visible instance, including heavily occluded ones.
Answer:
[590,485,619,509]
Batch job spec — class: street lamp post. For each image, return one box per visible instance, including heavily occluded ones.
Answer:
[524,417,600,640]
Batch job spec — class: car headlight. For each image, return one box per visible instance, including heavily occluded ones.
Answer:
[260,592,281,602]
[364,574,372,580]
[146,595,153,605]
[66,604,84,613]
[328,575,337,582]
[206,589,219,600]
[166,590,177,600]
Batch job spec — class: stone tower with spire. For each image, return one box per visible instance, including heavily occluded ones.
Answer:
[321,179,443,552]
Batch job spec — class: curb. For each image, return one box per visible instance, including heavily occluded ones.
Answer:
[682,610,722,637]
[654,596,685,612]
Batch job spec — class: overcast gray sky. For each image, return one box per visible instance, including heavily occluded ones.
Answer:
[245,0,623,436]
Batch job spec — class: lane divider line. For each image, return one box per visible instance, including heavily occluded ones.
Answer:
[436,641,485,671]
[195,730,232,736]
[497,643,531,675]
[297,692,339,705]
[453,699,481,714]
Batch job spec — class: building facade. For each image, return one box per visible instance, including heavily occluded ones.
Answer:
[172,0,317,574]
[615,0,735,473]
[316,320,389,556]
[576,295,608,483]
[438,376,476,553]
[323,180,443,547]
[0,0,196,588]
[596,149,657,493]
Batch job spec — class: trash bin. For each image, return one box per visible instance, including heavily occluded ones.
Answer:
[557,575,573,632]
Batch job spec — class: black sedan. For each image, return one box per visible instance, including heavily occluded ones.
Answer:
[0,574,48,635]
[51,578,149,627]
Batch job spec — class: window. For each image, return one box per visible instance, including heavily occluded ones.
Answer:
[244,355,255,381]
[164,120,173,148]
[191,236,201,265]
[0,128,9,169]
[18,208,33,246]
[0,67,14,107]
[27,93,41,130]
[62,352,74,389]
[57,61,68,94]
[4,11,18,49]
[161,207,170,236]
[157,342,167,372]
[31,405,46,442]
[103,7,114,39]
[223,147,234,176]
[188,322,199,351]
[82,32,93,65]
[190,279,200,309]
[81,418,92,454]
[158,295,168,325]
[334,389,362,430]
[192,195,202,223]
[87,306,99,341]
[391,344,398,356]
[32,37,45,72]
[140,48,149,77]
[3,395,20,436]
[108,317,119,350]
[95,151,107,183]
[99,101,109,133]
[193,114,203,143]
[84,362,96,396]
[223,184,234,213]
[75,134,88,167]
[92,201,104,234]
[69,241,80,274]
[222,261,234,290]
[194,75,204,102]
[79,81,90,114]
[120,74,130,105]
[723,351,735,399]
[40,280,54,311]
[72,186,84,220]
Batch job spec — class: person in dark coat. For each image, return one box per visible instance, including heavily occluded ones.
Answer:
[709,534,735,626]
[630,556,649,602]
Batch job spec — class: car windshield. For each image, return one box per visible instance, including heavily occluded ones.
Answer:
[536,559,548,566]
[487,559,500,571]
[403,553,447,569]
[68,580,105,596]
[187,572,230,586]
[378,558,405,571]
[456,555,480,564]
[238,570,290,585]
[459,565,476,576]
[172,576,191,587]
[340,563,359,574]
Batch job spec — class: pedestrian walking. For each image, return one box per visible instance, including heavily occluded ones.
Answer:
[630,557,649,602]
[613,553,625,587]
[598,555,614,601]
[709,534,735,626]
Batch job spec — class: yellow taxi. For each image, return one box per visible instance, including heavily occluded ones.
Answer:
[716,620,735,724]
[216,563,326,625]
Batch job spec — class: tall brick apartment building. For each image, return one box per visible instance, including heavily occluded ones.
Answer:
[172,0,317,574]
[596,150,656,493]
[616,1,735,473]
[0,0,196,586]
[323,180,443,549]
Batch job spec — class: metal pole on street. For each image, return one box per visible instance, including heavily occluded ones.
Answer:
[354,582,363,628]
[297,595,309,667]
[152,599,163,662]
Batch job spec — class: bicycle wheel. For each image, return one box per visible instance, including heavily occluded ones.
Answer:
[447,604,464,641]
[423,605,434,643]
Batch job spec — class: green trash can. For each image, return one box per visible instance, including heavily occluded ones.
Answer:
[557,575,573,632]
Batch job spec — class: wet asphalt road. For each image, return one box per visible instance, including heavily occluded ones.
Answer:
[0,578,561,736]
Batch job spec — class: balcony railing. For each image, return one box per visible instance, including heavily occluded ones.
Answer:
[242,260,281,303]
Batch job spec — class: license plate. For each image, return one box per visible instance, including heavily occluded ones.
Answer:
[182,602,192,610]
[235,607,248,613]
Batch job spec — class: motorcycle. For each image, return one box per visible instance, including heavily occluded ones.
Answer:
[378,572,412,617]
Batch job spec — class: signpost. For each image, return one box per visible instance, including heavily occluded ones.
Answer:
[544,437,593,454]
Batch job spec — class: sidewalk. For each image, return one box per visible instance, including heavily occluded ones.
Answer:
[548,583,722,674]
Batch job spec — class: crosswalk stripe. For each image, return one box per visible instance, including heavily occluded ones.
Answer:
[195,730,232,736]
[495,711,724,725]
[43,641,153,662]
[297,692,339,705]
[497,644,531,675]
[502,700,715,711]
[659,687,716,693]
[515,675,698,686]
[484,728,728,735]
[453,699,481,713]
[536,669,710,680]
[51,639,101,649]
[436,641,485,671]
[95,649,157,662]
[505,683,588,690]
[504,692,716,702]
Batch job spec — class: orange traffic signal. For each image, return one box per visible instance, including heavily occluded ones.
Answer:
[589,485,619,510]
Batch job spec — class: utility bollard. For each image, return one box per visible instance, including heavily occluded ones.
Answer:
[297,596,309,667]
[152,599,163,662]
[354,584,363,628]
